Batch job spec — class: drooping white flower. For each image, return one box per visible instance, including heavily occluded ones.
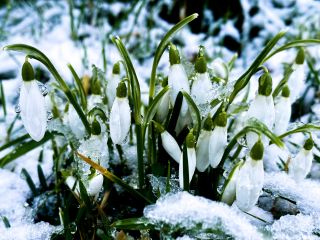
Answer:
[154,121,181,163]
[209,112,228,168]
[179,131,196,189]
[246,72,275,148]
[274,85,291,135]
[87,173,104,197]
[65,104,86,139]
[287,48,306,103]
[156,87,170,123]
[168,44,190,117]
[110,81,131,144]
[236,140,264,211]
[289,137,314,182]
[211,58,228,80]
[20,60,47,142]
[107,62,121,109]
[191,52,212,105]
[65,176,80,196]
[196,116,213,172]
[221,160,243,205]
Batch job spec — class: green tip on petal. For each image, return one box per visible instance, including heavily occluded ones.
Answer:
[203,115,213,131]
[169,43,180,65]
[116,81,127,98]
[22,59,34,81]
[295,48,305,65]
[215,111,227,127]
[91,118,101,135]
[258,72,273,96]
[113,62,120,74]
[250,139,264,160]
[195,56,207,73]
[281,85,290,98]
[153,121,165,133]
[186,130,195,148]
[303,137,314,151]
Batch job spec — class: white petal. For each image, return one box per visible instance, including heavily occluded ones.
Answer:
[20,80,47,142]
[196,130,211,172]
[66,105,86,139]
[236,157,264,211]
[168,64,190,116]
[274,97,291,135]
[65,176,80,196]
[209,126,227,168]
[107,73,120,109]
[161,131,181,163]
[179,148,196,188]
[110,97,131,144]
[156,91,170,122]
[289,149,313,182]
[211,58,228,79]
[221,161,242,205]
[191,72,212,105]
[87,173,104,197]
[288,64,305,102]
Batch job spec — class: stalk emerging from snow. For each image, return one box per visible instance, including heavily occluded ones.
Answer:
[19,59,47,142]
[168,43,190,117]
[191,46,212,105]
[110,81,131,144]
[179,130,196,189]
[274,85,291,135]
[236,139,264,211]
[288,137,314,182]
[196,116,213,172]
[153,121,181,163]
[246,71,275,148]
[209,111,228,168]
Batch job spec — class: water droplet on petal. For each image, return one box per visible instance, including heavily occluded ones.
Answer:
[15,104,21,113]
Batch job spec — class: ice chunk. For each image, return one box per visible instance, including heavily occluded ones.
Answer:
[144,192,262,239]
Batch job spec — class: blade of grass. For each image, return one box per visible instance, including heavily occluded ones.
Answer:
[111,217,153,230]
[21,168,38,196]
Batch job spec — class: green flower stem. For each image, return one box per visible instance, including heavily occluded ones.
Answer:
[0,81,7,116]
[67,63,87,111]
[3,44,91,135]
[148,13,198,104]
[278,123,320,139]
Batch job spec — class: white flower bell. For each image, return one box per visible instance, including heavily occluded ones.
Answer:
[288,48,306,103]
[110,81,131,144]
[65,176,80,196]
[19,60,47,142]
[236,140,264,211]
[107,62,121,109]
[289,137,314,182]
[211,58,228,80]
[221,160,243,205]
[191,48,212,105]
[196,116,213,172]
[179,131,196,189]
[246,72,275,148]
[87,172,104,197]
[274,85,291,135]
[156,79,170,123]
[154,121,181,163]
[209,112,228,168]
[168,44,190,117]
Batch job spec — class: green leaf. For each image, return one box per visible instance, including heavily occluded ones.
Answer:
[264,39,320,62]
[228,30,287,106]
[3,44,91,134]
[78,180,91,207]
[181,91,201,139]
[0,134,29,152]
[37,164,48,189]
[0,82,7,116]
[279,123,320,139]
[148,13,199,103]
[1,216,11,228]
[0,132,53,167]
[21,168,38,196]
[111,217,153,230]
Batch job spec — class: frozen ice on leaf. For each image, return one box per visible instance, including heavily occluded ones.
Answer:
[144,192,262,239]
[148,175,181,197]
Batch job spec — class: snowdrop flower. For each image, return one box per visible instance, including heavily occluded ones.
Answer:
[211,58,228,80]
[168,43,190,117]
[156,78,170,123]
[288,48,305,103]
[274,85,291,135]
[196,116,213,172]
[110,81,131,144]
[154,121,181,163]
[209,111,228,168]
[236,139,264,211]
[179,131,196,189]
[107,62,121,109]
[19,59,47,142]
[289,137,314,182]
[65,176,80,196]
[65,104,86,139]
[246,72,275,148]
[191,48,212,105]
[221,160,243,205]
[87,171,104,198]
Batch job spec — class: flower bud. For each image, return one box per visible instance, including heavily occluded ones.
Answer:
[195,56,207,74]
[91,118,101,135]
[116,81,127,98]
[304,137,314,151]
[112,62,120,75]
[258,72,272,96]
[250,139,264,160]
[22,59,35,82]
[281,85,290,98]
[169,43,180,65]
[295,48,305,65]
[215,111,227,127]
[203,115,213,131]
[186,130,196,148]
